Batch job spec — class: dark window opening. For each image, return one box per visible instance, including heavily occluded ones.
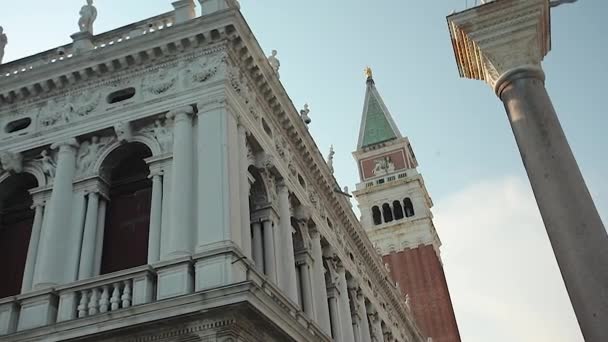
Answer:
[0,173,37,299]
[393,200,404,220]
[404,198,415,217]
[372,206,382,225]
[101,143,152,275]
[5,118,32,134]
[382,203,393,223]
[107,87,136,104]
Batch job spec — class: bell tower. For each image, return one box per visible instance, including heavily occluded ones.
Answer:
[352,69,461,342]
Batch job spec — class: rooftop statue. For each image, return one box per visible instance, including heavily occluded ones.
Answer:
[300,103,311,125]
[78,0,98,34]
[364,66,373,79]
[0,26,7,64]
[267,50,280,79]
[327,145,335,174]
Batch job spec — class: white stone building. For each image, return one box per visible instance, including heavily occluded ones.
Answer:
[0,1,424,341]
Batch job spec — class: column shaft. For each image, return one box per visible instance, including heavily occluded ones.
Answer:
[329,295,343,342]
[21,204,44,292]
[196,102,241,249]
[34,140,78,289]
[148,174,163,263]
[263,220,277,283]
[300,263,315,318]
[93,199,106,276]
[338,270,355,342]
[277,183,298,302]
[167,108,194,257]
[499,72,608,342]
[238,125,252,259]
[252,222,264,271]
[78,192,99,280]
[360,297,373,342]
[311,232,332,334]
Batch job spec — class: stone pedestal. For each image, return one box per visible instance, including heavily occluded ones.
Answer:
[172,0,196,23]
[448,2,608,341]
[70,32,94,53]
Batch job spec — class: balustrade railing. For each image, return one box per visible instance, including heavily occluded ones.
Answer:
[357,171,410,190]
[0,11,174,80]
[0,248,328,341]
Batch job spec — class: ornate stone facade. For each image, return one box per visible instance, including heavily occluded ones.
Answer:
[0,2,423,342]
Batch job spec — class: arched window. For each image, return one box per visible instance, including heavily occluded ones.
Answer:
[382,203,393,223]
[100,143,152,275]
[0,173,37,298]
[393,200,404,220]
[372,206,382,225]
[404,198,415,217]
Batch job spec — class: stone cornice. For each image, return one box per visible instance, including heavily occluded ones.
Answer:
[447,0,551,91]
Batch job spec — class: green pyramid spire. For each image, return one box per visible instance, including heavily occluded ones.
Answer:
[357,71,402,149]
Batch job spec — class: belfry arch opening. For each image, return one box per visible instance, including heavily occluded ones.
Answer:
[100,142,153,275]
[0,173,37,299]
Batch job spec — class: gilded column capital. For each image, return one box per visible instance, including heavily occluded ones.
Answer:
[447,0,550,93]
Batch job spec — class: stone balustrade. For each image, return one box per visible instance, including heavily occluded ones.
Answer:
[0,11,175,80]
[0,246,330,341]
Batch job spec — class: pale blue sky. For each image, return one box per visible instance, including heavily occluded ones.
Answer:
[2,1,606,341]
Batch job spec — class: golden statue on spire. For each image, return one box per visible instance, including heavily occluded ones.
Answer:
[364,66,373,79]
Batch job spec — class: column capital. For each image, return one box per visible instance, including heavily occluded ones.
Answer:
[166,106,195,121]
[196,96,227,114]
[447,0,550,93]
[50,138,79,152]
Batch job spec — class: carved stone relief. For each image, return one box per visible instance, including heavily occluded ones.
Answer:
[142,66,177,96]
[141,118,174,154]
[35,149,57,182]
[0,151,23,174]
[76,135,112,177]
[38,89,101,129]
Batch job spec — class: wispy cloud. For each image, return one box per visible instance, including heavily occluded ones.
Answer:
[434,177,584,342]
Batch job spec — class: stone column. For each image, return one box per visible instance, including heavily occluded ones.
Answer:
[448,3,608,340]
[34,139,79,289]
[337,267,355,342]
[328,292,343,342]
[369,312,384,342]
[262,219,277,283]
[78,192,99,280]
[166,106,195,257]
[194,99,244,291]
[311,229,332,335]
[93,198,106,276]
[359,294,373,342]
[298,260,315,319]
[251,221,264,271]
[21,198,45,292]
[147,172,163,263]
[238,125,252,260]
[277,181,298,303]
